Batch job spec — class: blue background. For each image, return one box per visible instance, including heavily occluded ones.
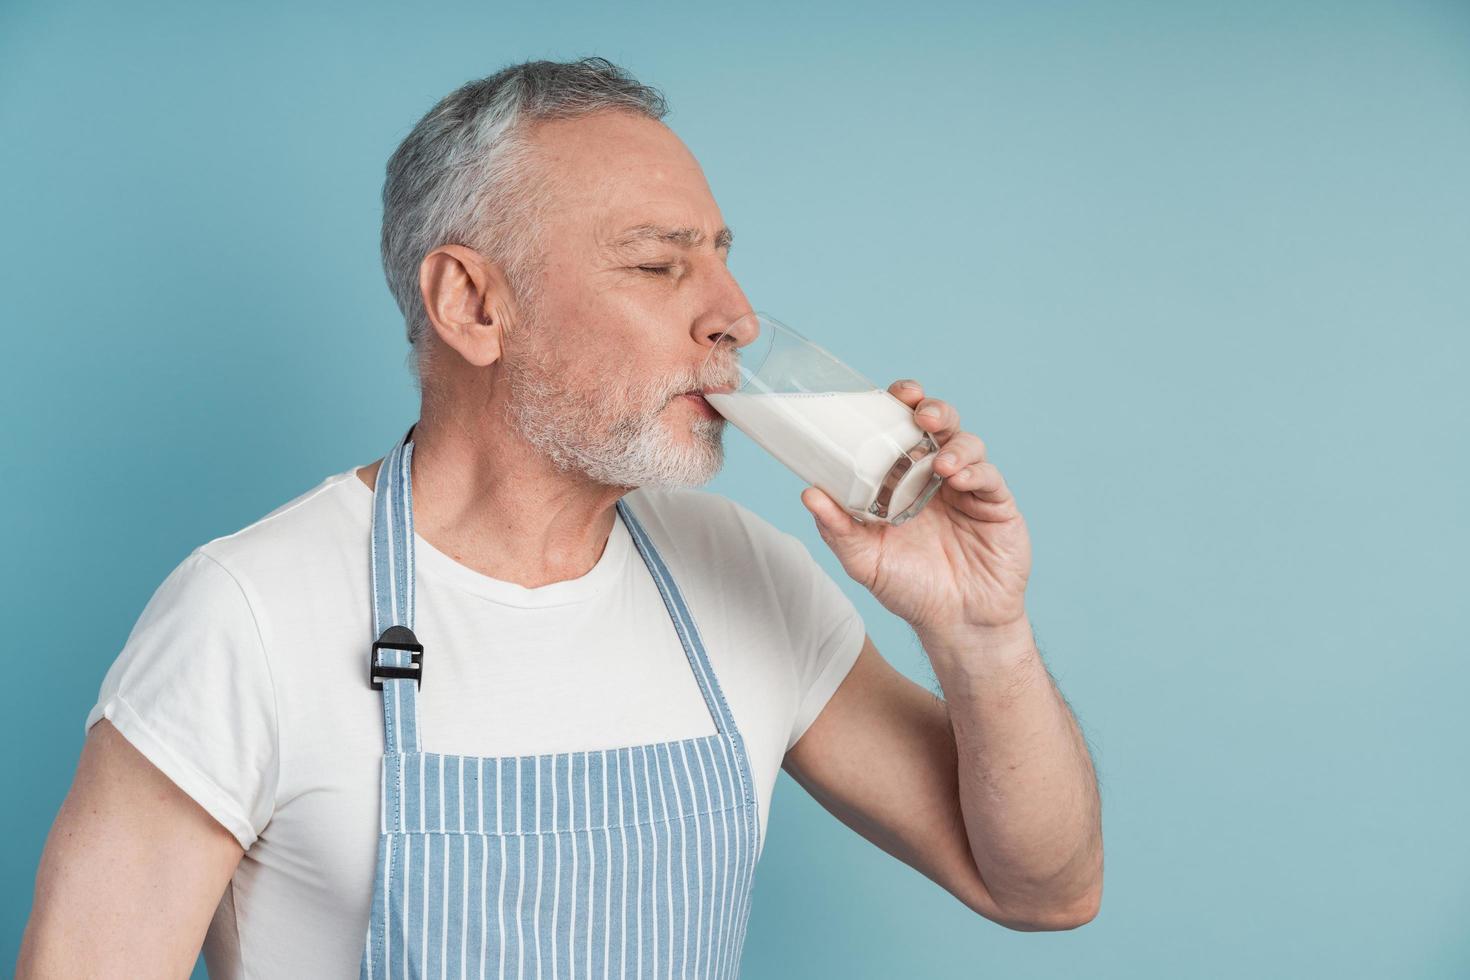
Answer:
[3,1,1467,976]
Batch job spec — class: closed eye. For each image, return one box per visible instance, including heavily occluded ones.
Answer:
[636,265,674,275]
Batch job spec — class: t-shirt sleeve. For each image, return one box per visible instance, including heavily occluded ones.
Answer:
[84,548,280,850]
[761,527,868,753]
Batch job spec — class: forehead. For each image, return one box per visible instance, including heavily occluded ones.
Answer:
[526,112,725,249]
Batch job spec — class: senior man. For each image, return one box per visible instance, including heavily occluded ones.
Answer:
[19,57,1102,978]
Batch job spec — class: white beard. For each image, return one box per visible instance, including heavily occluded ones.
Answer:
[503,340,727,490]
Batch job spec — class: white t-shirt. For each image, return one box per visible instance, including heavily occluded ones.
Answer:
[84,465,867,979]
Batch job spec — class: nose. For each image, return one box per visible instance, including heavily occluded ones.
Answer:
[694,308,759,348]
[696,310,759,379]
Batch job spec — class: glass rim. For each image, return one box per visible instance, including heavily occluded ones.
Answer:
[700,310,880,397]
[699,310,818,394]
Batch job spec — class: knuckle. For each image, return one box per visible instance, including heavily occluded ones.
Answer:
[951,431,980,450]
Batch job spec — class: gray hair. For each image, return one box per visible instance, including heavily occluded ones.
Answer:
[380,57,670,388]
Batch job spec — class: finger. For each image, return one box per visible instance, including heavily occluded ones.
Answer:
[888,378,925,407]
[932,432,987,476]
[945,460,1011,502]
[913,397,963,443]
[945,484,1016,523]
[800,485,871,542]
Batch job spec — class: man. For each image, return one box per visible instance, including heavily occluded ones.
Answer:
[19,57,1102,978]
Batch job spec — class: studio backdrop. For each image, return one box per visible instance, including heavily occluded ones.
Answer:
[2,1,1467,977]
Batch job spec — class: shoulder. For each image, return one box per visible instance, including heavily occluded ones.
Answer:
[192,468,365,586]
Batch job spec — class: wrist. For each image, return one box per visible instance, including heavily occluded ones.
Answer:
[916,612,1031,646]
[915,614,1036,669]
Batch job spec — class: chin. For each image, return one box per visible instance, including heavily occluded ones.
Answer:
[656,443,725,489]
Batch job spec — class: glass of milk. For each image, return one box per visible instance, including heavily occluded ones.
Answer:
[700,311,944,525]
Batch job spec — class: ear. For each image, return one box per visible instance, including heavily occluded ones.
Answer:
[417,244,520,367]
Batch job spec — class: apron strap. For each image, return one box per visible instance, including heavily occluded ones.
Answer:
[617,499,735,739]
[369,423,422,754]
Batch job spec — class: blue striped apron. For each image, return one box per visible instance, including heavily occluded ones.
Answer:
[359,423,762,979]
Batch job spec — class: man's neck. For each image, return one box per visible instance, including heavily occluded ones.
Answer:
[355,415,627,589]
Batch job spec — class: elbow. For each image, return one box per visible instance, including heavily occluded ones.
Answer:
[1042,887,1103,930]
[994,847,1106,931]
[994,885,1103,932]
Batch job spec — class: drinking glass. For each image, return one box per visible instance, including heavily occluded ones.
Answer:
[699,311,943,526]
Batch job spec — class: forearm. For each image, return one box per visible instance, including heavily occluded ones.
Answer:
[917,615,1102,924]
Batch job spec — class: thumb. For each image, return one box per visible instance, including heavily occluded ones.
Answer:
[800,486,869,548]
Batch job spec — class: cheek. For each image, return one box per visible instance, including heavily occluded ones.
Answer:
[521,295,680,402]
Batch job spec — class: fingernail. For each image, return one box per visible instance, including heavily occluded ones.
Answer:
[900,381,921,390]
[937,452,957,466]
[919,405,941,417]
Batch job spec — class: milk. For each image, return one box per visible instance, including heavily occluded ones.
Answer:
[705,388,941,522]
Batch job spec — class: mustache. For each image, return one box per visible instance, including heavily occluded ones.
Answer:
[667,361,739,401]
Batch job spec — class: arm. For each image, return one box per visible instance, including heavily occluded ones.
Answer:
[782,628,1102,931]
[16,718,245,978]
[790,377,1101,930]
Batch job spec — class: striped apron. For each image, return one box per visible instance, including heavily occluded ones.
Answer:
[359,423,762,979]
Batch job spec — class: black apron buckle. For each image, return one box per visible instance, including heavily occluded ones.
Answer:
[369,625,424,690]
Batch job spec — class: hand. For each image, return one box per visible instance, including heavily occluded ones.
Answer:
[799,379,1032,634]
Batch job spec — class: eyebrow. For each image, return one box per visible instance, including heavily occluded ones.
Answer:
[607,223,734,252]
